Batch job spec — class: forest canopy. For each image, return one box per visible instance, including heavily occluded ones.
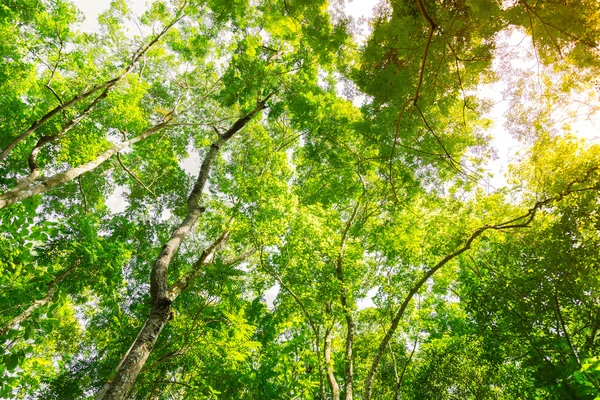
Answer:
[0,0,599,399]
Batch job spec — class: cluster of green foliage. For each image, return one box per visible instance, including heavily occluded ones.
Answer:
[0,0,599,399]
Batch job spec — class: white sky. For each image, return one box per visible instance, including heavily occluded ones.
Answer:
[73,0,147,34]
[70,0,599,309]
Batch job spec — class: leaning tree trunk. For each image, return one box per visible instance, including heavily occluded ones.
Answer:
[94,97,271,400]
[95,303,173,400]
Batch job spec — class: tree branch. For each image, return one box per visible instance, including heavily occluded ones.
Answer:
[13,88,111,191]
[414,0,437,104]
[394,335,419,400]
[116,153,157,198]
[167,230,237,300]
[0,121,173,210]
[78,175,88,213]
[363,166,600,400]
[0,5,185,163]
[0,261,79,338]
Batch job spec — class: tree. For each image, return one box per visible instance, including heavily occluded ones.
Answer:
[1,0,599,399]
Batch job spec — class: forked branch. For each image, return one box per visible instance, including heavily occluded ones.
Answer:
[363,166,600,400]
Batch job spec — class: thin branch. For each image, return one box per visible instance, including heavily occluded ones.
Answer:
[520,0,597,48]
[116,153,157,198]
[408,2,495,190]
[425,41,448,102]
[394,335,419,400]
[47,21,64,86]
[44,84,63,105]
[415,104,464,175]
[554,289,600,392]
[414,0,437,104]
[78,175,88,213]
[523,2,543,93]
[257,243,327,400]
[142,297,220,372]
[553,289,580,365]
[447,43,468,126]
[0,261,79,338]
[167,230,233,300]
[388,100,411,202]
[583,309,600,353]
[259,249,318,334]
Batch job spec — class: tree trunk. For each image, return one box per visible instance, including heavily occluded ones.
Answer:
[362,175,598,400]
[324,327,340,400]
[363,234,483,400]
[94,97,271,400]
[94,302,172,400]
[336,202,359,400]
[336,254,354,400]
[316,329,326,400]
[150,97,270,305]
[342,314,354,400]
[259,258,326,400]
